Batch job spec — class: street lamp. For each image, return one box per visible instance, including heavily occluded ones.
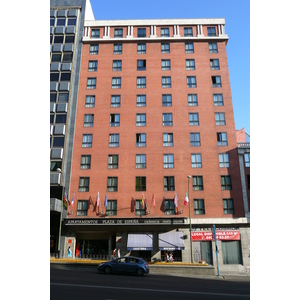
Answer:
[187,175,193,263]
[56,168,64,258]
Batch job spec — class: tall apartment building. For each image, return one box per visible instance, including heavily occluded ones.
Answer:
[50,0,94,255]
[50,9,250,273]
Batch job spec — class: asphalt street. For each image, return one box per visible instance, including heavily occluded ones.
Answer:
[50,264,250,300]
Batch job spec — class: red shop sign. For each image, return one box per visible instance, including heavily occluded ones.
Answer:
[192,230,240,241]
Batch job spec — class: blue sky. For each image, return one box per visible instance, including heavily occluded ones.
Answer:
[89,0,250,135]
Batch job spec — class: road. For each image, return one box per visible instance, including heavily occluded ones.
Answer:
[50,264,250,300]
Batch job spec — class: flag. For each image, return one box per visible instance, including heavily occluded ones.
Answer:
[64,192,69,207]
[142,193,145,209]
[152,193,156,207]
[174,192,178,207]
[96,192,100,207]
[184,193,189,206]
[71,193,75,206]
[104,193,107,207]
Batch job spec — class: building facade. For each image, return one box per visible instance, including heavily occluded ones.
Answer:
[50,7,250,274]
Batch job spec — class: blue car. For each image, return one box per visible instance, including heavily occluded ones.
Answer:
[98,256,149,276]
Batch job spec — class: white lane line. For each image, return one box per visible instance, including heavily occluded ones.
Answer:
[51,282,249,298]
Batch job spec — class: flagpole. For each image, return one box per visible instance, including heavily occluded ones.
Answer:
[187,175,193,263]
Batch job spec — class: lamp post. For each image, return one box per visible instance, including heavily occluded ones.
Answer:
[56,168,64,258]
[187,175,193,263]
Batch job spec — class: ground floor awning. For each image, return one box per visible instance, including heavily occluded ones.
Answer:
[158,231,185,250]
[127,233,153,250]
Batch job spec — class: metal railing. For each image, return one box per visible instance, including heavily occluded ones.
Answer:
[50,253,113,260]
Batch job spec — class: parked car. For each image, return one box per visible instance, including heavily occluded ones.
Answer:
[98,256,149,276]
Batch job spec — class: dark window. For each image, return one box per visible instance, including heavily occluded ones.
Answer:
[223,198,234,214]
[137,28,146,37]
[137,60,146,71]
[164,199,175,214]
[60,73,71,81]
[108,155,118,169]
[56,18,65,26]
[221,175,232,190]
[52,137,64,147]
[135,177,146,191]
[207,27,216,36]
[192,176,203,190]
[194,199,205,215]
[91,29,100,38]
[106,200,117,215]
[107,177,118,192]
[67,18,76,26]
[77,200,88,216]
[81,155,91,169]
[164,176,175,191]
[55,114,67,123]
[79,177,90,192]
[114,28,123,38]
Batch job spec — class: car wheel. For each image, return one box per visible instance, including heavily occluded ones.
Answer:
[104,266,112,275]
[137,268,144,276]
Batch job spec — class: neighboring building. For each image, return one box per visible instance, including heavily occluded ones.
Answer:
[50,0,94,256]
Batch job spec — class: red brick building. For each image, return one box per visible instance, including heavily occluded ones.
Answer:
[64,19,250,272]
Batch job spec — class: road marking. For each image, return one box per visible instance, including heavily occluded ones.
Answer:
[51,282,249,298]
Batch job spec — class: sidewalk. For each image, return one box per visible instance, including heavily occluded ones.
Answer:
[50,258,250,281]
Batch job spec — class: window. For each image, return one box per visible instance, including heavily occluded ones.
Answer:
[137,43,146,54]
[161,43,170,53]
[136,95,146,107]
[137,60,146,71]
[194,199,205,214]
[109,134,119,147]
[90,44,98,55]
[136,113,146,126]
[209,42,218,53]
[108,155,118,169]
[162,94,172,106]
[219,153,230,167]
[207,27,216,36]
[50,161,62,171]
[222,241,242,264]
[215,112,226,126]
[137,28,146,38]
[56,18,66,26]
[114,28,123,38]
[63,53,73,62]
[55,114,67,124]
[191,154,202,168]
[79,177,89,192]
[81,155,91,169]
[164,176,175,191]
[50,18,55,26]
[84,114,94,127]
[111,95,121,107]
[113,44,122,54]
[82,134,92,148]
[185,42,194,53]
[217,132,228,146]
[107,177,118,192]
[137,77,146,88]
[221,175,232,190]
[112,77,121,88]
[161,59,171,70]
[60,73,71,81]
[186,59,195,70]
[213,94,224,106]
[136,176,146,191]
[161,27,169,37]
[164,199,175,215]
[190,133,200,146]
[189,113,199,126]
[187,76,197,88]
[52,137,64,147]
[162,113,172,126]
[136,133,146,147]
[110,114,120,127]
[136,154,146,169]
[91,29,100,38]
[53,35,63,44]
[210,59,220,70]
[51,53,61,62]
[184,27,193,37]
[188,94,198,106]
[212,76,222,87]
[163,133,173,146]
[162,76,171,88]
[85,95,95,108]
[223,198,234,214]
[67,18,76,26]
[244,153,250,167]
[88,60,98,71]
[50,73,59,82]
[106,200,117,216]
[87,78,96,89]
[77,200,88,216]
[112,60,122,71]
[65,36,74,44]
[135,199,146,215]
[58,93,69,103]
[193,176,203,190]
[164,154,174,168]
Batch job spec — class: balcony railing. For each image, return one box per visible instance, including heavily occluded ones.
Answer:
[237,142,250,148]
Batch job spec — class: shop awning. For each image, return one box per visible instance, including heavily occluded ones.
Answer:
[159,231,185,250]
[127,233,153,250]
